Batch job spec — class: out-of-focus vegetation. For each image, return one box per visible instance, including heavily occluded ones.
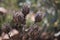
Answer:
[0,0,60,31]
[0,0,60,40]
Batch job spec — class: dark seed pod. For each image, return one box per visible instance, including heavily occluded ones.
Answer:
[12,12,25,32]
[1,23,12,34]
[35,13,42,23]
[13,12,24,24]
[22,5,30,18]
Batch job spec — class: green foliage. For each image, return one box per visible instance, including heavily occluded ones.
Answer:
[18,0,25,2]
[5,14,13,23]
[0,0,18,9]
[26,18,34,28]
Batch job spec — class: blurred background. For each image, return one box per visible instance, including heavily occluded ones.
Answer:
[0,0,60,30]
[0,0,60,40]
